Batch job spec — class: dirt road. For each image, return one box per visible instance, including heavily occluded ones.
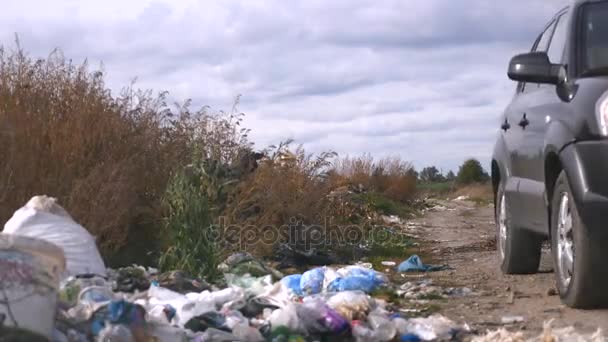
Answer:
[406,198,608,336]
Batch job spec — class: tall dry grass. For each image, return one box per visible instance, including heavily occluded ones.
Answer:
[335,154,417,202]
[0,43,420,271]
[0,44,248,265]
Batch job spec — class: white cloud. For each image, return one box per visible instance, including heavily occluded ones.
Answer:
[0,0,570,171]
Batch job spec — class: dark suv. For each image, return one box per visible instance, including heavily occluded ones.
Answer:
[492,0,608,308]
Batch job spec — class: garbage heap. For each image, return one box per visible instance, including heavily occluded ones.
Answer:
[53,260,468,342]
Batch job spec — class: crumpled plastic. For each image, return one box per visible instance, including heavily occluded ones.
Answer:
[397,255,451,273]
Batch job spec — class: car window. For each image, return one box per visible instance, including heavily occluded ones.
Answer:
[581,2,608,75]
[520,20,556,93]
[547,13,569,63]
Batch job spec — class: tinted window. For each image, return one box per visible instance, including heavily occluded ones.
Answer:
[582,2,608,73]
[547,13,569,63]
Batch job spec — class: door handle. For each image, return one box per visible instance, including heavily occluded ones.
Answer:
[501,119,510,131]
[518,113,529,129]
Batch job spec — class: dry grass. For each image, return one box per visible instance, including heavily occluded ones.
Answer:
[0,43,420,268]
[0,44,246,265]
[335,154,417,203]
[453,182,493,205]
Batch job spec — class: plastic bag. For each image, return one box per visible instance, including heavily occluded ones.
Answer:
[269,303,306,334]
[280,274,303,296]
[328,266,387,293]
[322,267,340,291]
[148,285,215,327]
[326,291,373,321]
[232,322,265,342]
[397,255,450,273]
[396,315,459,341]
[225,274,272,297]
[367,309,396,341]
[97,324,134,342]
[337,266,388,286]
[200,328,241,342]
[296,299,349,335]
[300,268,325,295]
[3,196,106,279]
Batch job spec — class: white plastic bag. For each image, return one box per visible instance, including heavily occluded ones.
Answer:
[3,196,106,279]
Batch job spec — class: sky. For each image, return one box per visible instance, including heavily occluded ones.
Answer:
[0,0,570,173]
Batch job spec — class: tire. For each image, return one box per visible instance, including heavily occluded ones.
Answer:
[551,171,608,308]
[496,182,542,274]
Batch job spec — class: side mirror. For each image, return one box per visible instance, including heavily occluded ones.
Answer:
[508,52,564,84]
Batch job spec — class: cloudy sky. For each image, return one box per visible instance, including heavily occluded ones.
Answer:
[1,0,570,172]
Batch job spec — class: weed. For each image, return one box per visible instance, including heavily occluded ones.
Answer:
[158,167,221,281]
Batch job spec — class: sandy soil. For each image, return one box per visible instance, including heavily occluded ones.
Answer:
[403,198,608,337]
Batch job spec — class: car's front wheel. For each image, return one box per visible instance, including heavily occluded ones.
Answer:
[551,171,608,308]
[496,182,542,274]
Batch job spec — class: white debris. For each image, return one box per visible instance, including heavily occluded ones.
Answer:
[501,316,525,324]
[473,320,605,342]
[381,215,403,225]
[455,195,470,201]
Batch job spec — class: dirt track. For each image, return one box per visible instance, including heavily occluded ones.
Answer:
[406,198,608,336]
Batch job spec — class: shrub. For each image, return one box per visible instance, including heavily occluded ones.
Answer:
[456,159,490,184]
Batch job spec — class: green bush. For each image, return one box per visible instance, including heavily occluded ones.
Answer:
[158,166,221,281]
[456,159,490,184]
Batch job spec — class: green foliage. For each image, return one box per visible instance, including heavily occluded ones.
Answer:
[158,166,221,281]
[456,159,490,184]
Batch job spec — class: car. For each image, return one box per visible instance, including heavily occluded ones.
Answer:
[492,0,608,309]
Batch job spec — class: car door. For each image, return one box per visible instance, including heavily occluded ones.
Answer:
[512,11,570,236]
[506,17,558,234]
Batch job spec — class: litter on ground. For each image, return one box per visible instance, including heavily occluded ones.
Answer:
[1,196,605,341]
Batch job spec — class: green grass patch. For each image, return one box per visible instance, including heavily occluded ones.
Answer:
[356,192,415,218]
[417,182,454,195]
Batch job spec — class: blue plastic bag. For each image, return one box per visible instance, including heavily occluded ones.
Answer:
[327,267,387,293]
[281,274,303,296]
[300,268,325,295]
[401,334,422,342]
[327,276,377,293]
[397,255,450,273]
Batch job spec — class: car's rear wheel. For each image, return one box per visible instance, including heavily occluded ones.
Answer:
[496,182,542,274]
[551,171,608,308]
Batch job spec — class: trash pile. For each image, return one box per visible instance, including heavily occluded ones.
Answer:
[49,263,469,342]
[0,196,471,341]
[5,195,603,342]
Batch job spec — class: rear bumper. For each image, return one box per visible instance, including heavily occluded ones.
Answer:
[561,141,608,238]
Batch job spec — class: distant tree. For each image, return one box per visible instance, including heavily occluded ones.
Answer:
[419,166,444,183]
[406,168,419,180]
[456,159,490,184]
[445,170,456,182]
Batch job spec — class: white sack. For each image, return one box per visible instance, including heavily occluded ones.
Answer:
[3,195,106,279]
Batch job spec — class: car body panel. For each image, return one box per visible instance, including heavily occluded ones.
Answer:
[493,0,608,238]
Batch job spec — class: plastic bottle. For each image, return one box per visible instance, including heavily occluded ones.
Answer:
[367,310,396,341]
